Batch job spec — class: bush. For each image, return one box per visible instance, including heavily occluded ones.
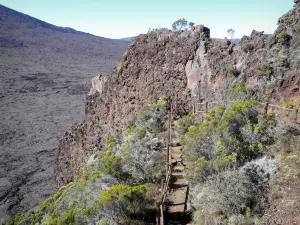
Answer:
[181,99,275,183]
[255,62,273,76]
[192,157,276,224]
[229,82,248,102]
[99,184,156,224]
[226,63,239,76]
[295,22,300,33]
[284,103,294,109]
[284,16,292,25]
[175,113,199,136]
[277,30,292,45]
[240,42,254,53]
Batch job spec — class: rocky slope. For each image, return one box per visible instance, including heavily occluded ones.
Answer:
[0,4,128,223]
[56,3,300,190]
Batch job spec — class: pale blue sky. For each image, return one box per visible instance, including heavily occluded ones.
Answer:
[0,0,294,39]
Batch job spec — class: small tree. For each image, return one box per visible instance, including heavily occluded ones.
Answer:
[227,28,235,40]
[172,18,188,30]
[189,21,195,29]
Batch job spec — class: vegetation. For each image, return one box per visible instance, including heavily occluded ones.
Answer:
[172,18,188,30]
[240,42,254,53]
[191,157,276,224]
[172,18,195,31]
[284,103,294,109]
[189,21,195,29]
[227,28,235,40]
[180,99,274,182]
[277,30,292,45]
[175,83,278,224]
[255,62,273,76]
[284,16,292,25]
[226,63,239,76]
[295,22,300,32]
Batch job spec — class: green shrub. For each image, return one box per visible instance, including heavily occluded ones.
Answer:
[240,42,254,53]
[226,63,239,76]
[284,16,292,25]
[275,55,281,62]
[256,62,273,76]
[176,113,199,135]
[278,30,291,45]
[230,83,247,99]
[75,126,82,133]
[284,103,294,109]
[295,22,300,32]
[99,184,155,224]
[7,213,22,225]
[181,99,275,183]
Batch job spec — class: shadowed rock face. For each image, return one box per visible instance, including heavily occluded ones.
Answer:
[56,4,300,194]
[0,4,128,223]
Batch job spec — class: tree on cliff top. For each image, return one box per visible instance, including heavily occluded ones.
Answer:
[227,28,236,40]
[189,21,195,28]
[172,18,188,30]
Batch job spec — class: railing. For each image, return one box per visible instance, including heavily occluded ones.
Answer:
[192,101,300,123]
[156,99,299,224]
[156,104,174,225]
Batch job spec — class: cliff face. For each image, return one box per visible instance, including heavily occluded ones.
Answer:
[56,4,300,188]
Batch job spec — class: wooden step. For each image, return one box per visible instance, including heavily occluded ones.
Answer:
[171,146,183,151]
[173,165,185,172]
[171,159,177,164]
[173,178,188,185]
[172,172,184,179]
[172,152,182,160]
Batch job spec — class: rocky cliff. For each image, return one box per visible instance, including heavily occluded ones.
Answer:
[56,3,300,188]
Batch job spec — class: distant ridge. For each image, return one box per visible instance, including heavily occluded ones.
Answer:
[214,38,241,44]
[120,37,134,42]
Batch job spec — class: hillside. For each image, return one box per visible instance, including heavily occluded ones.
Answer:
[0,4,128,223]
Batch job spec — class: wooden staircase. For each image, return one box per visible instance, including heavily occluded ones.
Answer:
[157,105,191,225]
[165,140,191,224]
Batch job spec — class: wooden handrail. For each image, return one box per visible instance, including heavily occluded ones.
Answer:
[193,100,299,123]
[157,104,175,225]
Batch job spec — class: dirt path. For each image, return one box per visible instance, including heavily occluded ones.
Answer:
[165,142,191,225]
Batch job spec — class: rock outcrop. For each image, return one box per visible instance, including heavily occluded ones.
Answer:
[56,4,300,188]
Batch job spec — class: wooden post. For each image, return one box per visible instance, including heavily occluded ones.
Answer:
[192,101,195,114]
[263,103,269,115]
[294,109,298,123]
[205,101,208,113]
[166,110,171,179]
[156,205,160,225]
[161,179,164,195]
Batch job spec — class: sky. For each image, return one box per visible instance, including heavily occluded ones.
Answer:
[0,0,294,39]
